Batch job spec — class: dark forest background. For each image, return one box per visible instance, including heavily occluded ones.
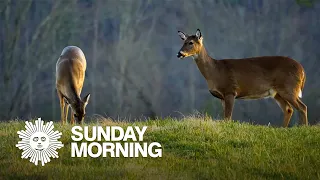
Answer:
[1,0,320,126]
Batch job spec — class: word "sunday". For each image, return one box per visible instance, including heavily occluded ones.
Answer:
[71,126,147,142]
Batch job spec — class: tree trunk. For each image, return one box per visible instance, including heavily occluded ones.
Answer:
[91,0,99,113]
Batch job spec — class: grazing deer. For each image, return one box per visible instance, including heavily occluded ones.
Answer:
[177,29,307,127]
[56,46,90,124]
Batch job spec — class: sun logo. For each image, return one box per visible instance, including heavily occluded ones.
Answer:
[16,118,64,166]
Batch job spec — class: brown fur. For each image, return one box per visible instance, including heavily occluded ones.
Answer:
[177,29,307,127]
[56,46,90,125]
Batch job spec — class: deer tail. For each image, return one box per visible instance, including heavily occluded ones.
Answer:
[299,71,306,98]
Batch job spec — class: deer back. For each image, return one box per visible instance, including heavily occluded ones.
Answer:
[56,46,87,100]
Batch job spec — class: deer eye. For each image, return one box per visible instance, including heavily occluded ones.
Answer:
[188,41,193,45]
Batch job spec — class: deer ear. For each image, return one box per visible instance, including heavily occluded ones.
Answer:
[82,93,90,105]
[178,31,187,41]
[196,29,202,39]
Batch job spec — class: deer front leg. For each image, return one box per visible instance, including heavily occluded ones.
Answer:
[223,94,235,120]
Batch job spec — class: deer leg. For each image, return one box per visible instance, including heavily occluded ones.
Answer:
[224,94,235,120]
[221,99,225,119]
[65,104,69,124]
[70,109,75,125]
[297,98,308,125]
[57,90,65,125]
[281,94,308,126]
[274,94,293,127]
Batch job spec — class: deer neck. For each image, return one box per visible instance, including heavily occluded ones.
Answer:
[66,82,82,105]
[193,45,216,79]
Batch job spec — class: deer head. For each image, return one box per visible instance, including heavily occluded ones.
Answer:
[64,93,90,123]
[177,29,203,59]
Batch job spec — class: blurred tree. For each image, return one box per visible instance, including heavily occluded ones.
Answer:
[0,0,319,126]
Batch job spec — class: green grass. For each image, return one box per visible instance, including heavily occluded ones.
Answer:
[1,116,320,180]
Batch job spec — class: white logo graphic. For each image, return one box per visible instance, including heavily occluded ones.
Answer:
[16,118,64,166]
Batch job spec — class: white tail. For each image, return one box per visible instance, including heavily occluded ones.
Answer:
[298,90,302,98]
[56,46,90,124]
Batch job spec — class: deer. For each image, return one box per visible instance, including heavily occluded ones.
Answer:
[56,46,90,125]
[177,29,308,127]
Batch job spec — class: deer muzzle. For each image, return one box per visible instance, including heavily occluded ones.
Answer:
[177,51,186,59]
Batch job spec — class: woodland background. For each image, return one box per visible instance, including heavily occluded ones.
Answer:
[1,0,320,126]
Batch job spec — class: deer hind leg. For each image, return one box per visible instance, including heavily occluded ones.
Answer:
[221,99,225,119]
[274,94,293,127]
[57,90,65,125]
[223,94,235,121]
[65,104,69,124]
[297,98,308,125]
[70,109,75,125]
[279,93,308,126]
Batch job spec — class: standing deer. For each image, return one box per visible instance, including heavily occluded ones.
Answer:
[177,29,307,127]
[56,46,90,125]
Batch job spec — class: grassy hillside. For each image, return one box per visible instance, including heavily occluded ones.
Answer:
[1,117,320,180]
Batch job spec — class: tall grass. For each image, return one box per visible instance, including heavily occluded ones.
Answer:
[1,117,320,180]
